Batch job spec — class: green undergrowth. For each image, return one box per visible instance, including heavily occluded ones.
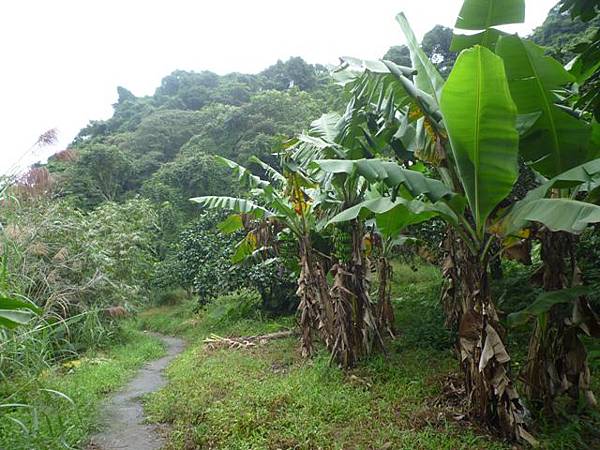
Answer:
[138,288,296,342]
[146,340,504,450]
[140,262,600,449]
[140,266,508,449]
[492,261,600,449]
[0,324,165,450]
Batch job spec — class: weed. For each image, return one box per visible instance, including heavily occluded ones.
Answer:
[0,324,164,450]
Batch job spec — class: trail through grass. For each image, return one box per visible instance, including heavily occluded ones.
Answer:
[0,325,165,450]
[138,262,600,449]
[139,265,508,450]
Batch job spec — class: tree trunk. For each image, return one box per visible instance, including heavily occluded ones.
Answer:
[376,256,395,337]
[445,232,533,444]
[296,234,334,357]
[329,220,384,367]
[524,231,598,412]
[441,228,462,329]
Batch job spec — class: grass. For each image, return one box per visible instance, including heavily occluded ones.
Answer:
[0,323,165,450]
[140,265,508,449]
[4,261,597,449]
[145,340,504,450]
[139,262,600,449]
[138,290,296,342]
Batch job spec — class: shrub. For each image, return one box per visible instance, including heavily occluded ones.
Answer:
[0,197,159,379]
[157,211,298,314]
[203,288,262,326]
[153,288,190,306]
[394,284,454,351]
[1,197,159,315]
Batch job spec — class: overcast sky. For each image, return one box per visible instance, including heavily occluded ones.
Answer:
[0,0,558,175]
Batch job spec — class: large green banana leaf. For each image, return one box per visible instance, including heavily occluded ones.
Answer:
[312,159,457,205]
[451,0,524,51]
[496,35,593,177]
[309,112,343,143]
[334,56,415,81]
[451,28,507,52]
[215,156,271,190]
[326,197,457,236]
[334,15,443,116]
[0,295,40,329]
[332,38,444,164]
[455,0,525,30]
[507,286,592,328]
[526,158,600,200]
[440,45,519,236]
[190,196,273,219]
[502,198,600,235]
[248,156,286,186]
[0,310,35,329]
[333,57,441,164]
[333,57,413,114]
[217,214,245,234]
[396,13,445,104]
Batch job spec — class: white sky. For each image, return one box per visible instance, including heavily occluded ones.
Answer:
[0,0,558,175]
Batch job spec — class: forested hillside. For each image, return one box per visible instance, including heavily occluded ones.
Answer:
[53,58,342,208]
[2,1,600,449]
[531,2,600,62]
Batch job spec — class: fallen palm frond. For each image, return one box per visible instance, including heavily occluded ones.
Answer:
[202,330,294,350]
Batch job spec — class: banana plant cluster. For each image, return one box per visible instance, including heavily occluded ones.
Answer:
[325,0,600,443]
[191,99,407,367]
[191,155,330,358]
[189,0,600,443]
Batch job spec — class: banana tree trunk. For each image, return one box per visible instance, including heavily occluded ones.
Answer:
[447,232,532,443]
[296,234,334,357]
[376,256,395,337]
[524,231,598,411]
[441,228,462,328]
[329,220,384,367]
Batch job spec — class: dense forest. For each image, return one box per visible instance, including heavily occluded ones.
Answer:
[2,1,600,449]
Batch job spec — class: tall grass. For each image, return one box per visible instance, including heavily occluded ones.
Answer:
[0,322,164,450]
[0,152,161,448]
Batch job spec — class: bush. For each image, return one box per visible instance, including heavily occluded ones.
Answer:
[394,286,455,351]
[1,198,159,315]
[390,262,453,351]
[153,288,190,306]
[203,288,262,326]
[0,197,159,380]
[156,211,298,314]
[246,260,298,314]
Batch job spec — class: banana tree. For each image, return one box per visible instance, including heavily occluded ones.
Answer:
[334,14,480,336]
[191,156,335,358]
[333,21,530,436]
[326,41,534,441]
[496,157,600,411]
[493,27,600,411]
[340,14,536,443]
[298,105,399,367]
[387,0,600,416]
[329,83,600,445]
[323,187,443,337]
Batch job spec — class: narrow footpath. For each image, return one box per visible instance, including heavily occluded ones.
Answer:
[88,333,185,450]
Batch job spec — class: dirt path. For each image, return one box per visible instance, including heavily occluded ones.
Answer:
[88,333,185,450]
